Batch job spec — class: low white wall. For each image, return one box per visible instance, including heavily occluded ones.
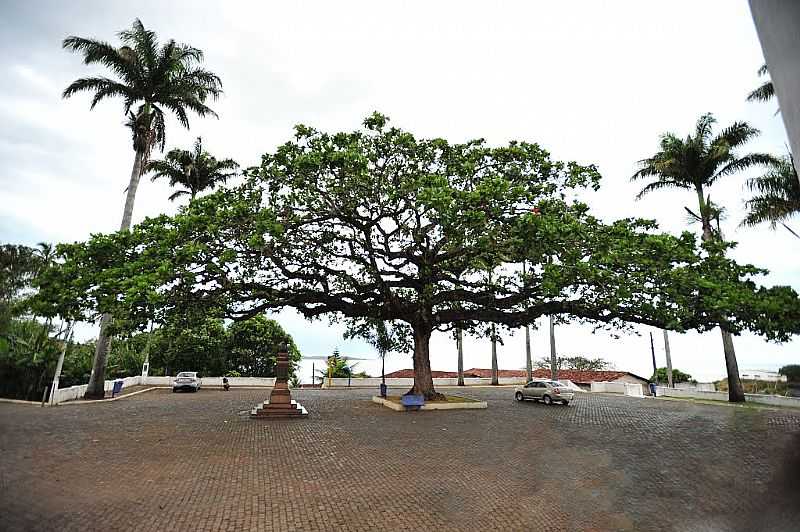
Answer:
[320,376,524,388]
[655,387,728,401]
[201,377,276,387]
[142,376,276,387]
[52,375,277,404]
[674,382,716,392]
[655,386,800,408]
[53,375,142,404]
[590,381,628,394]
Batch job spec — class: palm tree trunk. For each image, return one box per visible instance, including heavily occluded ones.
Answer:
[457,327,464,386]
[663,330,674,388]
[490,324,498,385]
[522,262,533,382]
[84,147,146,399]
[525,324,533,382]
[549,315,557,381]
[696,185,745,403]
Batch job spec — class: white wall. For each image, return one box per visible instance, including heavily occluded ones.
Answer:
[320,376,530,388]
[51,375,277,404]
[655,386,800,408]
[624,382,644,397]
[52,375,142,404]
[590,381,628,394]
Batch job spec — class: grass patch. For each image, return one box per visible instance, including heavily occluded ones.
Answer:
[384,394,480,404]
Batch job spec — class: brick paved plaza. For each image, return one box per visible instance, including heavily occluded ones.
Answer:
[1,387,799,531]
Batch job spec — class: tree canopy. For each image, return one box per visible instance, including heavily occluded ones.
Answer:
[38,114,800,398]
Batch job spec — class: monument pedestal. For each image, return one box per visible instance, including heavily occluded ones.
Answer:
[250,343,308,419]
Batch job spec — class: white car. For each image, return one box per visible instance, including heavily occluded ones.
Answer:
[172,372,201,393]
[515,380,574,405]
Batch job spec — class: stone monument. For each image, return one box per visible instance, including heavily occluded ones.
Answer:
[250,341,308,418]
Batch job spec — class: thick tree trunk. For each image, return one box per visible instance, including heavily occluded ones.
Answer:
[490,324,498,385]
[457,327,464,386]
[84,147,146,399]
[549,315,557,381]
[525,324,533,382]
[407,325,444,400]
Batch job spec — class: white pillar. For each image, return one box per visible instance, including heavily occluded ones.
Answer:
[749,0,800,165]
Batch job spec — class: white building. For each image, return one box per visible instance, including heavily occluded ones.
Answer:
[739,369,787,382]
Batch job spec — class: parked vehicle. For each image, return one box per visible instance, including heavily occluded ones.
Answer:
[172,372,202,393]
[515,380,574,405]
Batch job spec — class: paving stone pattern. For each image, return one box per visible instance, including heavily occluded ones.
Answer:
[1,387,799,531]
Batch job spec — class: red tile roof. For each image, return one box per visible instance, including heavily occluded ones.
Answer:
[531,369,632,384]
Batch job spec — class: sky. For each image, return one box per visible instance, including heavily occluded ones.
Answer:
[1,1,797,383]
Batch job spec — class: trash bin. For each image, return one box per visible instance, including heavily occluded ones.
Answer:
[649,382,657,397]
[379,383,387,398]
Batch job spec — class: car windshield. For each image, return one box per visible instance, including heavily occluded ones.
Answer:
[550,381,566,387]
[177,372,195,378]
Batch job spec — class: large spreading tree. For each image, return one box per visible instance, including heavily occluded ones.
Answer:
[41,114,800,399]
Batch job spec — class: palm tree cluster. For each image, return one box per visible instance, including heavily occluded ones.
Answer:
[62,19,226,398]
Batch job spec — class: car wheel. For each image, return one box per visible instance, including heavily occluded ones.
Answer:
[562,400,570,406]
[543,394,552,405]
[172,388,177,393]
[515,391,524,402]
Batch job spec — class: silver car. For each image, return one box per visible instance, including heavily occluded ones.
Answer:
[172,372,201,393]
[515,380,574,405]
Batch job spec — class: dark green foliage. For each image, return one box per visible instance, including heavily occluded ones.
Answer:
[534,356,610,371]
[147,137,238,202]
[651,367,694,384]
[741,155,800,238]
[225,315,300,377]
[779,364,800,382]
[62,19,222,155]
[747,64,775,104]
[319,349,359,379]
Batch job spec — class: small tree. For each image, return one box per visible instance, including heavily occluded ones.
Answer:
[651,367,694,384]
[779,364,800,383]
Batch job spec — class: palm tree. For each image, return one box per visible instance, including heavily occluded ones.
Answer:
[147,137,238,201]
[747,64,775,103]
[741,155,800,239]
[632,113,774,403]
[62,19,222,399]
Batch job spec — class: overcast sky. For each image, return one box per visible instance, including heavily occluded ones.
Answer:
[1,1,796,382]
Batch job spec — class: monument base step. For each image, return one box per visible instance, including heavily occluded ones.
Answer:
[250,399,308,418]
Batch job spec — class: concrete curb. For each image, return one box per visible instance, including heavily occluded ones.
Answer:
[0,397,42,406]
[57,387,159,406]
[372,396,488,411]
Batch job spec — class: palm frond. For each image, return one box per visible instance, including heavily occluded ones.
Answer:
[741,154,800,230]
[713,152,777,182]
[634,178,689,200]
[714,121,760,149]
[63,18,222,155]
